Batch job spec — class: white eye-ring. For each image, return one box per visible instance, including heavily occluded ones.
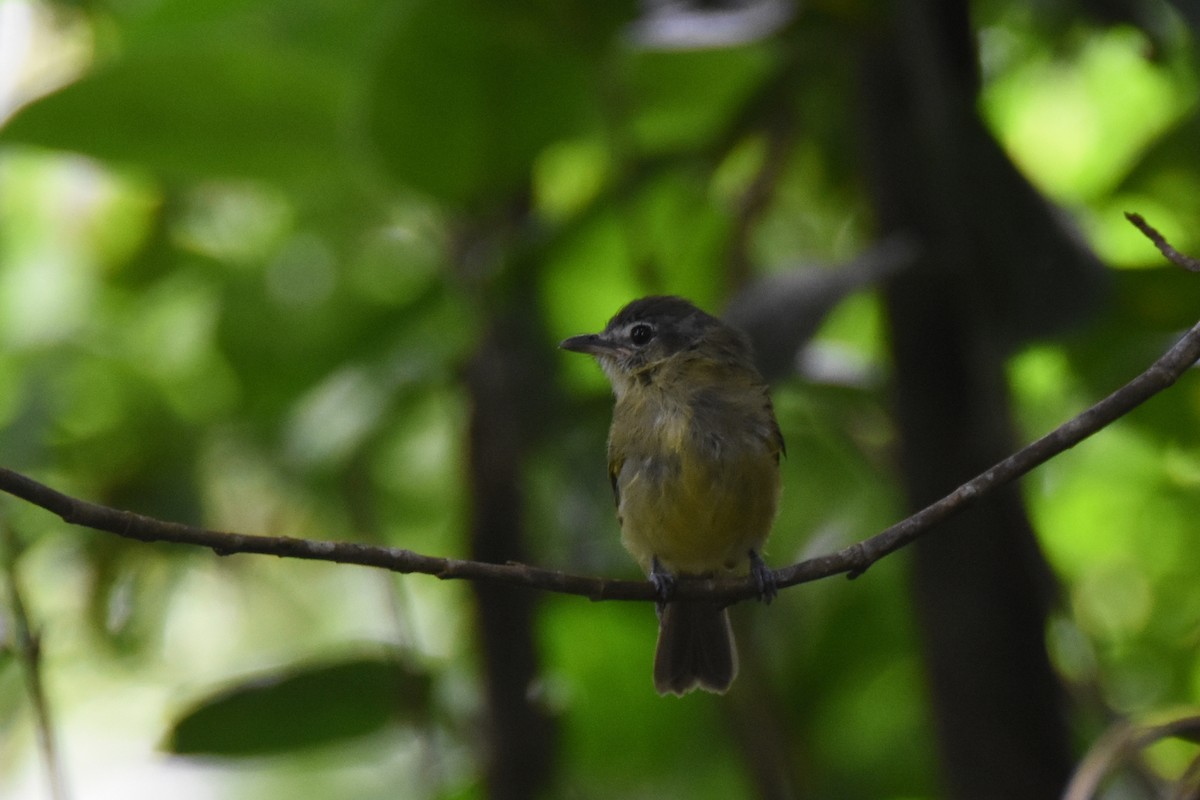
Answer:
[629,323,655,346]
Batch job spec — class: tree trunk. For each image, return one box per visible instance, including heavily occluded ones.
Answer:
[859,1,1099,796]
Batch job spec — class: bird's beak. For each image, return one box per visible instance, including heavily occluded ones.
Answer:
[560,332,617,356]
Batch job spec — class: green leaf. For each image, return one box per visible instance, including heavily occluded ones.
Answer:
[167,655,430,756]
[366,0,604,204]
[622,44,782,155]
[1,45,348,186]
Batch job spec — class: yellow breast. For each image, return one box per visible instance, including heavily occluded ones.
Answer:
[608,377,781,577]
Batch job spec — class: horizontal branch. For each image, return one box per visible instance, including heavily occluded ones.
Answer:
[0,467,661,600]
[1,218,1196,603]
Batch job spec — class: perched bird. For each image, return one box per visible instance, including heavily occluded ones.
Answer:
[561,296,783,695]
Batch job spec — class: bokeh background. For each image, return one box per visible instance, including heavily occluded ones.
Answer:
[3,0,1200,798]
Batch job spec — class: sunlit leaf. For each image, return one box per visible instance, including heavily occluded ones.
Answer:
[621,44,782,155]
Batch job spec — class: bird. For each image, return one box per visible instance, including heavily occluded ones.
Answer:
[561,295,783,695]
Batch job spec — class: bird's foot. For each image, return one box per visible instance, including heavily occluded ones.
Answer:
[650,556,676,618]
[749,549,778,605]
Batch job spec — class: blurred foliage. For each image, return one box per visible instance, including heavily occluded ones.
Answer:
[1,0,1200,798]
[167,654,431,756]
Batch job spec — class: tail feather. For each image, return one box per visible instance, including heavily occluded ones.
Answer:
[654,602,737,696]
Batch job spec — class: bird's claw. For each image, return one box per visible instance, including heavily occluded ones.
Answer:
[650,556,676,617]
[750,549,777,605]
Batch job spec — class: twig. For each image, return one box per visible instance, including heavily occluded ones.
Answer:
[2,523,70,800]
[1125,213,1200,271]
[1063,715,1200,800]
[0,216,1197,603]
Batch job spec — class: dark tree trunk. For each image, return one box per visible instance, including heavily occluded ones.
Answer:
[858,1,1102,796]
[460,206,559,799]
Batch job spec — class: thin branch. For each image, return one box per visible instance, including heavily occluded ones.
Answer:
[0,217,1197,603]
[0,469,659,600]
[1,312,1196,602]
[821,310,1200,581]
[2,523,70,800]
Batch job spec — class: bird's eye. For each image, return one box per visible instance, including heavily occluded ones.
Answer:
[629,323,654,346]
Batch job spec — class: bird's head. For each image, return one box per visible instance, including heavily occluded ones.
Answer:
[560,296,754,399]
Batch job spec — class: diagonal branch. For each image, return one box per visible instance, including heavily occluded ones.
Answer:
[1,218,1198,603]
[1126,212,1200,272]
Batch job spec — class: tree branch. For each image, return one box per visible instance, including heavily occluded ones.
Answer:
[0,467,660,599]
[1,220,1196,604]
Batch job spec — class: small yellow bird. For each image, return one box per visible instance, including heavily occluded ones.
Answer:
[561,295,783,695]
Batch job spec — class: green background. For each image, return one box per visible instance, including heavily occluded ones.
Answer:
[2,0,1200,797]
